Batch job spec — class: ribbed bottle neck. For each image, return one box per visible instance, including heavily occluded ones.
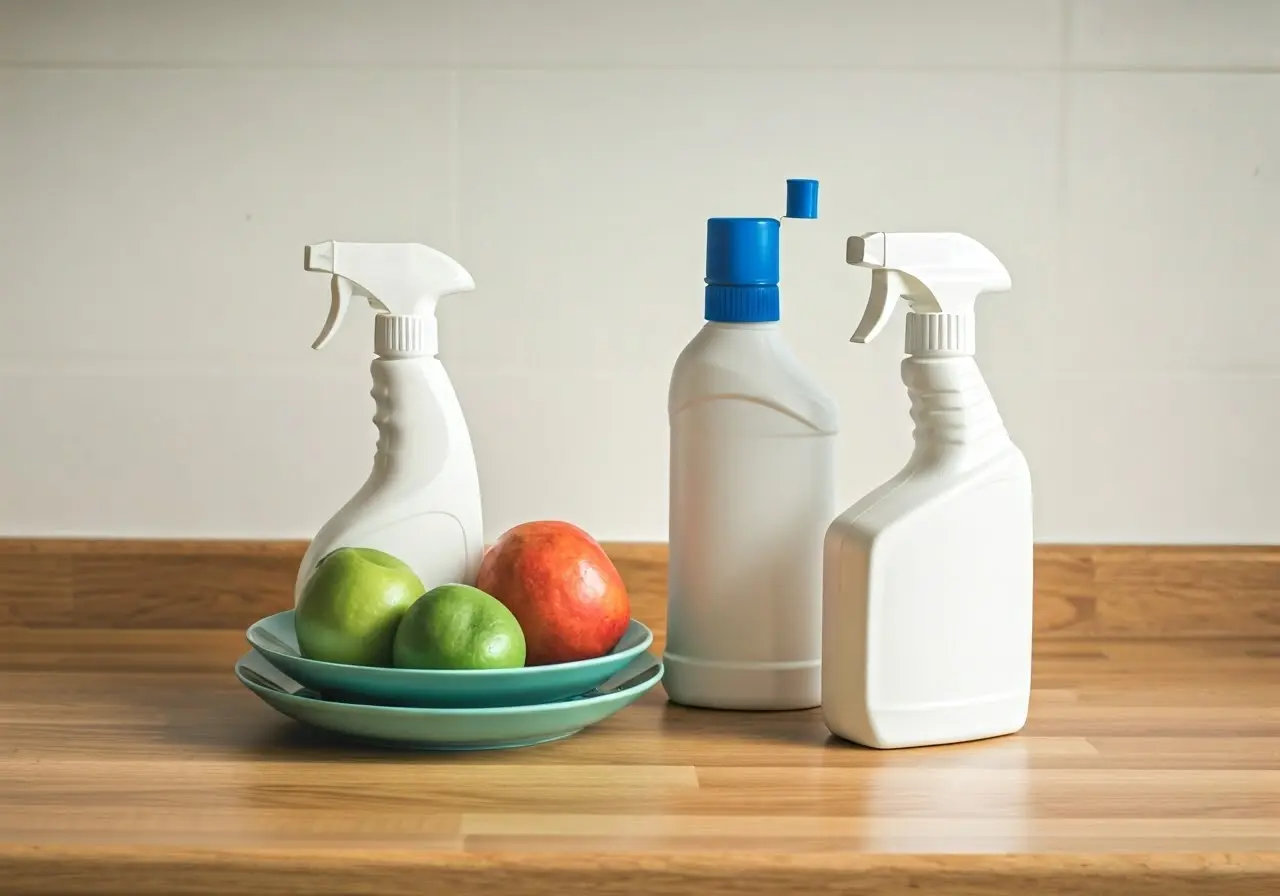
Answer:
[367,358,450,486]
[704,285,780,323]
[903,355,1010,468]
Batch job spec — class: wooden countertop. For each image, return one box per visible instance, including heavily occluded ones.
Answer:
[1,629,1278,896]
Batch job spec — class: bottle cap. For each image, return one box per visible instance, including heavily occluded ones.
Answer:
[785,178,819,218]
[703,179,818,323]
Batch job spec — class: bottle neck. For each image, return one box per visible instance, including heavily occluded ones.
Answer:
[369,358,452,488]
[704,284,779,324]
[902,355,1009,469]
[704,320,780,331]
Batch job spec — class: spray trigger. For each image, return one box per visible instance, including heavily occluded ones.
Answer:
[312,276,385,350]
[303,240,476,357]
[312,276,351,350]
[846,231,1013,349]
[852,271,894,344]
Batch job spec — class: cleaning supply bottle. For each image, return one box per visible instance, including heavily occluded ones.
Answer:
[293,241,484,604]
[665,179,837,711]
[822,231,1032,749]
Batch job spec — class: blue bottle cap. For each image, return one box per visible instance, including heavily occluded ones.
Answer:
[706,217,780,287]
[785,178,819,219]
[703,179,818,323]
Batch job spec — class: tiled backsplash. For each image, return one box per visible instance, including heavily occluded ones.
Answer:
[2,1,1276,543]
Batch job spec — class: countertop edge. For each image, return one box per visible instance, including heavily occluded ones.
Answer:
[4,846,1279,896]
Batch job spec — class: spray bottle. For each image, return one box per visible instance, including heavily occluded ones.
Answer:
[293,241,484,604]
[822,231,1033,748]
[665,179,838,711]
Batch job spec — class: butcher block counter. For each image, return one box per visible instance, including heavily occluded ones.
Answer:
[0,629,1277,895]
[1,540,1279,895]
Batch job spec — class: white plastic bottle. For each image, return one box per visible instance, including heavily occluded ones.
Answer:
[293,241,485,604]
[665,179,838,711]
[822,231,1033,749]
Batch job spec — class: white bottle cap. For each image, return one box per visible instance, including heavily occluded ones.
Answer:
[904,312,975,356]
[375,314,437,358]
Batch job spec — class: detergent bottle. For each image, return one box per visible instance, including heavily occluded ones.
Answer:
[293,241,484,604]
[665,179,838,710]
[822,231,1033,748]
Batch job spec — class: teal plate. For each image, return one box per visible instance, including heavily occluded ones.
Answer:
[235,649,662,751]
[247,609,653,709]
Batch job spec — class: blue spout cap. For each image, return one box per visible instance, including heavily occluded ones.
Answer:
[785,178,819,218]
[704,179,818,323]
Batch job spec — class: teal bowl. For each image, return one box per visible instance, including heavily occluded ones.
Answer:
[246,609,653,709]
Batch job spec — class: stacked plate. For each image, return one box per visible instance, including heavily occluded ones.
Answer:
[236,610,663,751]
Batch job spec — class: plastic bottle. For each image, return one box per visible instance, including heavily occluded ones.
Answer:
[665,179,838,711]
[293,241,484,604]
[822,231,1033,749]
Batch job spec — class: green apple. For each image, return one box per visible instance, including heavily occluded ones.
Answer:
[294,547,424,666]
[392,583,526,670]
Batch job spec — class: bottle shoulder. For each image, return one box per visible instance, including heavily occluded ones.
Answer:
[341,356,482,520]
[828,448,1030,547]
[670,325,838,432]
[371,357,472,428]
[312,466,483,535]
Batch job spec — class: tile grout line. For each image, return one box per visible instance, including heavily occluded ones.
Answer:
[448,67,461,254]
[1056,0,1073,237]
[3,63,1279,74]
[447,0,462,254]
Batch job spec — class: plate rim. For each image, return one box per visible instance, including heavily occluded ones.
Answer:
[246,609,653,677]
[235,650,664,717]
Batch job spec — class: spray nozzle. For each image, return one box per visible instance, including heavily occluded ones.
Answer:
[303,241,475,352]
[846,232,1010,346]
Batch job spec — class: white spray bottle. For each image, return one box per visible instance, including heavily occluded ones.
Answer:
[294,241,485,604]
[822,232,1033,749]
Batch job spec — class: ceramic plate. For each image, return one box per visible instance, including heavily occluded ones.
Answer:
[235,649,663,751]
[246,609,653,708]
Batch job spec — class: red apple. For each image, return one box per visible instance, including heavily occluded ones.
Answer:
[476,521,630,666]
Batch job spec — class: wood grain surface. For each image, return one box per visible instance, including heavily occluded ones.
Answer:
[2,539,1278,638]
[1,630,1278,895]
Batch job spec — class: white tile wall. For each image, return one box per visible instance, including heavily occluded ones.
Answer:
[1,1,1277,543]
[1070,0,1280,69]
